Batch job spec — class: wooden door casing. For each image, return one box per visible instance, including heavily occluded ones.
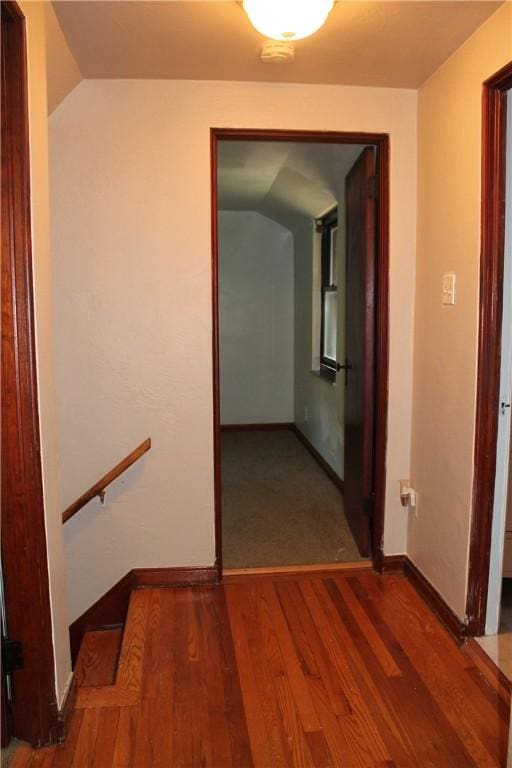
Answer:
[466,61,512,635]
[210,129,390,572]
[1,0,59,746]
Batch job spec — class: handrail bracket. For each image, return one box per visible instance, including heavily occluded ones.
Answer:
[62,437,151,524]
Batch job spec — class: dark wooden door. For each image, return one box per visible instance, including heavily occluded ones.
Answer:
[343,147,376,557]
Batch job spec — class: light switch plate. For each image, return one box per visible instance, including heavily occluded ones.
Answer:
[442,272,456,305]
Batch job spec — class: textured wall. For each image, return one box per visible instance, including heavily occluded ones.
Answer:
[409,4,512,619]
[219,211,294,425]
[49,78,417,621]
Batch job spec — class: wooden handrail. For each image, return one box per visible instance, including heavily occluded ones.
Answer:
[62,438,151,524]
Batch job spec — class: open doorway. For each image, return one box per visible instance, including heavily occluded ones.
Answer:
[475,83,512,678]
[466,63,512,683]
[211,129,389,575]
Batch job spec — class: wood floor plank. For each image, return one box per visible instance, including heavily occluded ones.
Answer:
[11,570,509,767]
[29,747,55,768]
[306,675,369,768]
[275,581,320,677]
[324,576,479,767]
[143,588,174,702]
[132,696,173,767]
[111,706,138,768]
[226,582,293,767]
[304,578,394,764]
[172,588,209,768]
[274,673,316,768]
[302,577,422,767]
[75,684,138,710]
[9,744,36,768]
[378,574,473,673]
[334,577,402,678]
[364,575,509,726]
[70,708,101,768]
[74,630,122,688]
[225,583,278,767]
[303,729,333,768]
[275,579,351,717]
[115,589,151,693]
[257,580,322,734]
[140,589,163,700]
[355,573,509,767]
[241,580,298,765]
[198,591,234,768]
[187,593,214,768]
[198,587,254,768]
[90,708,121,768]
[51,710,84,768]
[76,590,150,708]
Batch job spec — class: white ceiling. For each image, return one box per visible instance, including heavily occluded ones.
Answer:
[218,141,366,224]
[51,1,503,89]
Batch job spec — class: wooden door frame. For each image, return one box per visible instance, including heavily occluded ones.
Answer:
[210,128,390,575]
[1,0,59,746]
[466,61,512,636]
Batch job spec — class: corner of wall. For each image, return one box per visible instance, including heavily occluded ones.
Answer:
[44,1,82,115]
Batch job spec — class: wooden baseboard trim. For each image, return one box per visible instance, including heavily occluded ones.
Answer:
[57,673,77,742]
[69,566,219,664]
[220,422,294,432]
[382,554,467,641]
[380,554,406,573]
[403,557,467,641]
[291,425,344,493]
[463,638,512,701]
[69,571,135,664]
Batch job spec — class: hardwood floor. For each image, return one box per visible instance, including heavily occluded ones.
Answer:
[8,571,511,767]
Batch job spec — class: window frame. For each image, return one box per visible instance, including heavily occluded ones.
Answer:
[319,207,339,381]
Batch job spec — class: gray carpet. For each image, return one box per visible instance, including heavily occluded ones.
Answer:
[221,429,368,568]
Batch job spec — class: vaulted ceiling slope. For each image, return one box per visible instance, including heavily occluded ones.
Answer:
[218,141,365,225]
[45,2,82,113]
[51,1,503,89]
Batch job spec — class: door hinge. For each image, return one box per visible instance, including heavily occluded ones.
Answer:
[367,175,378,199]
[2,638,24,675]
[364,494,376,519]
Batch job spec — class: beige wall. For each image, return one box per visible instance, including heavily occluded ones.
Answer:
[219,211,294,425]
[409,4,512,618]
[19,1,71,706]
[49,79,417,621]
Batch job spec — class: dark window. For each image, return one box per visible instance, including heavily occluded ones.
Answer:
[320,207,338,380]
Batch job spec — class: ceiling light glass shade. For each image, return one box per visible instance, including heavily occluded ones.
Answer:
[243,0,334,42]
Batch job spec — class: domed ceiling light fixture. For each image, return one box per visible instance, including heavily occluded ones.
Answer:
[243,0,334,42]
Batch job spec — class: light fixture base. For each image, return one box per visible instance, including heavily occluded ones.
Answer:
[260,40,295,64]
